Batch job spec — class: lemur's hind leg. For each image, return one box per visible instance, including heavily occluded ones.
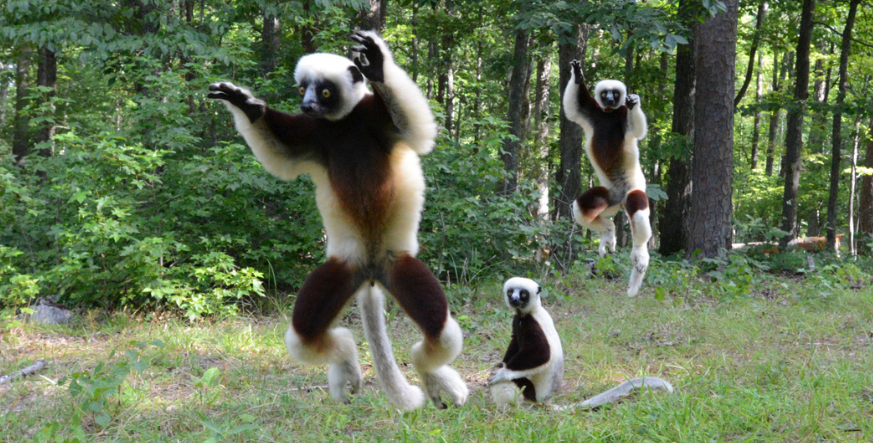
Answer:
[624,189,652,297]
[284,258,363,403]
[384,254,468,409]
[572,187,620,256]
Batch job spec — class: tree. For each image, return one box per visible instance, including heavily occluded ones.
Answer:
[532,40,553,220]
[825,0,861,251]
[554,24,588,220]
[660,0,697,256]
[686,0,738,258]
[501,26,531,194]
[779,0,815,249]
[859,117,873,253]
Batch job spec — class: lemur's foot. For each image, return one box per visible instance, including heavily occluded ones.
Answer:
[422,366,469,409]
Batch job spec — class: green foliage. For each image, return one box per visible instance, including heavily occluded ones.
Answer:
[35,340,163,442]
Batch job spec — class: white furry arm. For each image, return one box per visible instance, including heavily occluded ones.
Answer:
[352,31,437,155]
[626,95,648,140]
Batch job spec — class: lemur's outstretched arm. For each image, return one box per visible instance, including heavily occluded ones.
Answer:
[624,94,648,140]
[568,60,598,113]
[207,82,322,180]
[351,31,437,155]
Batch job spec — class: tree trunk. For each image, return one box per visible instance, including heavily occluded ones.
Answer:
[35,47,57,156]
[555,25,589,220]
[858,117,873,254]
[807,45,829,156]
[261,7,281,76]
[411,4,419,81]
[779,0,815,250]
[0,62,8,127]
[301,0,317,53]
[686,0,738,259]
[848,116,862,256]
[501,27,531,194]
[532,46,552,220]
[751,53,763,169]
[765,50,784,176]
[734,0,766,108]
[12,52,32,165]
[361,0,386,32]
[825,0,860,251]
[659,0,697,256]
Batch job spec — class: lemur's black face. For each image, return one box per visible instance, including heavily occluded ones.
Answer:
[298,79,341,118]
[506,287,531,309]
[599,88,623,111]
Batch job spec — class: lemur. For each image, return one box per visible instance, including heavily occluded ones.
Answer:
[563,60,652,297]
[207,31,468,411]
[489,277,673,410]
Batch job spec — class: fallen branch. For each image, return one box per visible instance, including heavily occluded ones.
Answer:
[0,360,46,384]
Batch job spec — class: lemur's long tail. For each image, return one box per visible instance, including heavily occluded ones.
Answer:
[358,285,426,411]
[551,377,674,411]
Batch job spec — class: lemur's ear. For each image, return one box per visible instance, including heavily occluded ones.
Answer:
[537,285,542,295]
[348,65,364,84]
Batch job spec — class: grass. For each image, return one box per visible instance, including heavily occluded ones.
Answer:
[1,261,872,442]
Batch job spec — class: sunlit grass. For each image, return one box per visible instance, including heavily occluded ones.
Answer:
[1,270,871,442]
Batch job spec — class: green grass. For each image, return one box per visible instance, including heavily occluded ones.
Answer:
[1,269,872,442]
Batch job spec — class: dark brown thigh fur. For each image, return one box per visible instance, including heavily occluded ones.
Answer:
[384,254,448,340]
[292,258,359,345]
[624,189,649,218]
[575,186,612,219]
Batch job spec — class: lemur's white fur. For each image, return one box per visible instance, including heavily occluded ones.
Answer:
[216,33,466,410]
[360,31,438,155]
[491,278,673,411]
[490,277,564,407]
[564,74,651,297]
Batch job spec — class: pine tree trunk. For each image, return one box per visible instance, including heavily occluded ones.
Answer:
[779,0,815,249]
[555,25,589,220]
[659,0,696,256]
[686,0,738,258]
[826,0,860,251]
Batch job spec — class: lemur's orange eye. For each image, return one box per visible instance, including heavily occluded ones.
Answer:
[321,89,331,98]
[298,87,305,95]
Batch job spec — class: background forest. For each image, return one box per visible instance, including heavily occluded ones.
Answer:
[1,0,872,317]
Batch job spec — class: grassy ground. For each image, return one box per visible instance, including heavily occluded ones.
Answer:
[1,265,872,442]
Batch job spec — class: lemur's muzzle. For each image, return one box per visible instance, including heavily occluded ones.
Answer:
[301,89,325,118]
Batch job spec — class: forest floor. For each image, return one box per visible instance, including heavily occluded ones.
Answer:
[1,266,872,442]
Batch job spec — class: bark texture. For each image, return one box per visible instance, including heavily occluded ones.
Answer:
[686,0,738,258]
[501,27,531,194]
[555,25,588,220]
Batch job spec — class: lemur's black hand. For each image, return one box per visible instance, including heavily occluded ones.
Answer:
[570,59,585,85]
[626,94,640,110]
[207,82,266,123]
[350,31,385,83]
